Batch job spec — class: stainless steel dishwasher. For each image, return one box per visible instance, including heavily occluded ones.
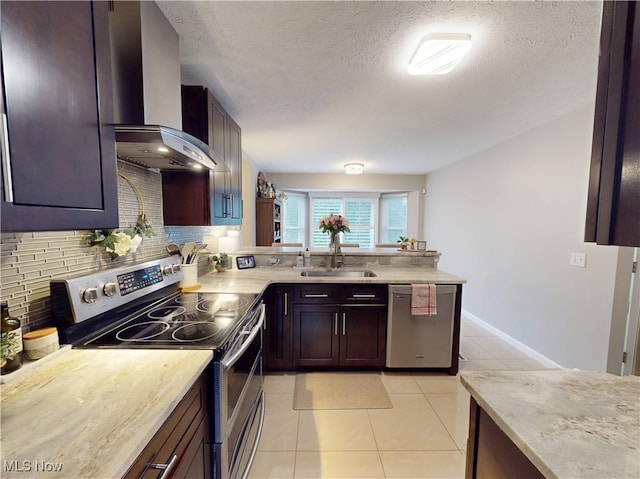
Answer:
[386,284,457,368]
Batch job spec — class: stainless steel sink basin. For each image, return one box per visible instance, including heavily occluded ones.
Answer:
[300,270,377,277]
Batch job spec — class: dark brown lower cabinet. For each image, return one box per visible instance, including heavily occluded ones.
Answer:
[123,374,210,479]
[264,283,388,371]
[294,304,340,367]
[466,397,545,479]
[264,284,295,370]
[293,304,387,369]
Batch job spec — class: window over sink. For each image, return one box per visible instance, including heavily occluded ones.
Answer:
[279,192,408,247]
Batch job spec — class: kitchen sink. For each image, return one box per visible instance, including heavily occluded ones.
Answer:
[300,270,377,277]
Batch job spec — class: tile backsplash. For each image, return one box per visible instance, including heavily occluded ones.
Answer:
[0,161,211,332]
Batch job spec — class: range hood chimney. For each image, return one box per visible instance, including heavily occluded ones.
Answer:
[109,1,218,171]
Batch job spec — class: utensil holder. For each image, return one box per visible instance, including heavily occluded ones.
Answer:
[180,264,198,287]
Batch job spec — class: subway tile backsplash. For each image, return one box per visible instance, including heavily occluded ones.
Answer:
[0,161,208,332]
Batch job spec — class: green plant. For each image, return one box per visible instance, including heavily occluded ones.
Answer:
[210,253,230,268]
[397,235,409,244]
[0,330,20,363]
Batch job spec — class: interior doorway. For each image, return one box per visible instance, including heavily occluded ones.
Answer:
[624,248,640,375]
[607,247,639,376]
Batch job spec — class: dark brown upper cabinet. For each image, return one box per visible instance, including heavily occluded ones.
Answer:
[585,1,640,247]
[1,1,118,232]
[162,86,242,226]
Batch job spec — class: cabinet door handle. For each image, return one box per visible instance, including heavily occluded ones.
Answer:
[223,194,231,217]
[283,292,288,316]
[352,294,376,298]
[304,293,329,298]
[1,114,13,203]
[229,193,234,217]
[334,313,338,335]
[149,454,178,479]
[342,312,346,335]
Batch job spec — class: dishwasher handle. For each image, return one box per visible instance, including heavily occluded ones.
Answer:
[388,284,457,295]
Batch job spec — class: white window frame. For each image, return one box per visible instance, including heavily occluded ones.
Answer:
[308,192,379,247]
[379,193,408,244]
[281,192,308,246]
[280,190,409,248]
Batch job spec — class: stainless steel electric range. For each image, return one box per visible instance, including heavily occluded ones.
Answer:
[50,257,265,479]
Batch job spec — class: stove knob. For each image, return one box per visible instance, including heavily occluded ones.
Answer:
[82,287,99,304]
[163,266,174,275]
[103,282,118,297]
[172,264,182,273]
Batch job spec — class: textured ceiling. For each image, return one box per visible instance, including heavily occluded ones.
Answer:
[158,0,603,175]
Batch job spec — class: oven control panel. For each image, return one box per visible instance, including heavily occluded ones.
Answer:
[118,264,165,296]
[50,257,183,324]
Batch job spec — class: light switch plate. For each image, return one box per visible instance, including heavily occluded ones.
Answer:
[570,252,587,268]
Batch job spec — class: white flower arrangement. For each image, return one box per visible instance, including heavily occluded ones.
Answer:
[87,172,155,259]
[87,215,153,259]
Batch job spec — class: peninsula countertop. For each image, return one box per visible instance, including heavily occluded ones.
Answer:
[460,370,640,479]
[196,264,466,294]
[0,349,212,479]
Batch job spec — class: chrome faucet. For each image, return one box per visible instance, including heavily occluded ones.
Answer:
[331,241,343,268]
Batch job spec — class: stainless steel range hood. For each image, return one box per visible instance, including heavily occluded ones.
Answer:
[109,1,219,171]
[114,125,217,171]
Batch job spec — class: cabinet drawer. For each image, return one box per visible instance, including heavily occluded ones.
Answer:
[294,285,340,303]
[123,376,208,479]
[342,284,387,304]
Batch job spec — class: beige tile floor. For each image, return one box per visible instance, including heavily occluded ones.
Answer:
[249,316,553,479]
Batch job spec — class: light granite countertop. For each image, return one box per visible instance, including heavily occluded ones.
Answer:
[196,264,465,294]
[460,370,640,479]
[0,348,212,479]
[0,254,464,478]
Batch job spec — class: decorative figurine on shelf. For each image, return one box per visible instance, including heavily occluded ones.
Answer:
[268,182,277,198]
[257,171,267,198]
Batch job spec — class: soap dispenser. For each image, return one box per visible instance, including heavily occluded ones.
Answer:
[304,248,311,266]
[296,252,304,268]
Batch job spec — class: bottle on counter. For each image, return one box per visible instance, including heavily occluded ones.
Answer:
[296,252,304,268]
[1,301,23,374]
[304,248,311,266]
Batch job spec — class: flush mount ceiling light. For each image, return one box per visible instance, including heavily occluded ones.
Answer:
[408,33,472,75]
[344,162,364,175]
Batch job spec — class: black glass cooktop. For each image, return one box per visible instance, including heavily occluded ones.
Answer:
[77,291,260,350]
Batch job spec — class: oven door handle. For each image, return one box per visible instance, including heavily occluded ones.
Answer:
[222,303,265,370]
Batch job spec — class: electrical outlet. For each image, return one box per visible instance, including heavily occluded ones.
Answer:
[570,252,587,268]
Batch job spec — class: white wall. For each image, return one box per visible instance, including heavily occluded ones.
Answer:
[241,156,262,247]
[424,106,621,370]
[267,173,426,193]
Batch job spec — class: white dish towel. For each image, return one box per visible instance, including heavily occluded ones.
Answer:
[411,284,437,316]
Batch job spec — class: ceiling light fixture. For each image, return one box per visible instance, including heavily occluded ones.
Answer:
[408,33,472,75]
[344,162,364,175]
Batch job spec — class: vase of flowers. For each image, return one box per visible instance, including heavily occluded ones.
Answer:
[319,214,350,251]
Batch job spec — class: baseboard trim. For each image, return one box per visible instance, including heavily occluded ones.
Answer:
[462,309,565,370]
